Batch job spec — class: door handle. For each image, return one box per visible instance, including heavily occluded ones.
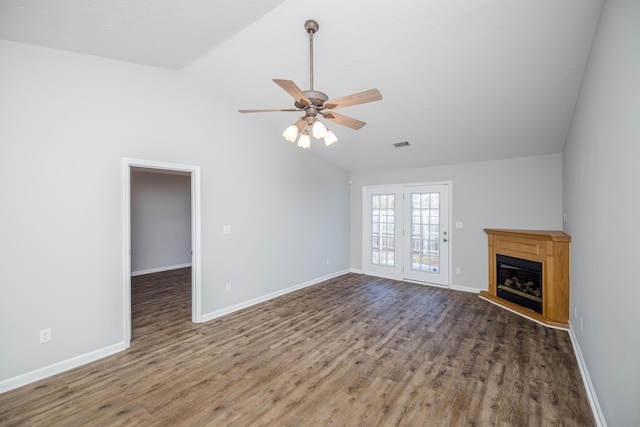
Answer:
[443,237,448,242]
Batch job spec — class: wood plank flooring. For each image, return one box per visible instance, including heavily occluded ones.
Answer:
[0,269,595,426]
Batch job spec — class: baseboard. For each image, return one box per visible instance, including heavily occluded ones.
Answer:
[350,270,481,295]
[402,279,448,289]
[131,263,191,277]
[450,284,481,293]
[0,342,126,394]
[568,326,608,427]
[201,269,351,323]
[399,280,481,295]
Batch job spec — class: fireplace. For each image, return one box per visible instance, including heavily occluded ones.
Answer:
[496,254,542,314]
[480,229,571,329]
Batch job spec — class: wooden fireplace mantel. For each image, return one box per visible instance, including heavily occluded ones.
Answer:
[480,229,571,329]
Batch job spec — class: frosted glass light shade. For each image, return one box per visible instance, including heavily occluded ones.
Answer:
[324,130,338,146]
[298,131,311,149]
[312,120,327,139]
[283,124,299,142]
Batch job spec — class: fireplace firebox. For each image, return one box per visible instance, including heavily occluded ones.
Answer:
[496,254,542,314]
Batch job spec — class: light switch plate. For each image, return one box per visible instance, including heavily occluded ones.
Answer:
[40,328,51,343]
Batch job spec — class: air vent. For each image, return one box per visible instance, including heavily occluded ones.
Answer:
[393,141,410,148]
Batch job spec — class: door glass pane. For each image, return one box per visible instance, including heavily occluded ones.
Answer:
[371,194,395,267]
[410,192,440,273]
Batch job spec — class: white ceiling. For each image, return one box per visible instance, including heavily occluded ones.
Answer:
[0,0,603,173]
[0,0,288,70]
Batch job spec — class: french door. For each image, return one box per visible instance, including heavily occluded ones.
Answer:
[402,185,449,285]
[363,184,450,286]
[363,187,403,280]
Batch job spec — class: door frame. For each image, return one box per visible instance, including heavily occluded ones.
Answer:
[362,181,453,288]
[122,158,202,347]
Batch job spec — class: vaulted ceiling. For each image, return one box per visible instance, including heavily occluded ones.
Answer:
[0,0,603,172]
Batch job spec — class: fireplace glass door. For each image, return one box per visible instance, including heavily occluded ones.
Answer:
[496,254,543,314]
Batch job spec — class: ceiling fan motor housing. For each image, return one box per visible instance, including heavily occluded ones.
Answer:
[295,90,328,110]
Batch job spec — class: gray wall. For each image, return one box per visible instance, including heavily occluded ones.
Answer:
[563,1,640,425]
[0,40,350,383]
[130,170,192,274]
[350,154,563,291]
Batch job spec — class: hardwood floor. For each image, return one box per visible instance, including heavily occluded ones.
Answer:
[0,269,594,426]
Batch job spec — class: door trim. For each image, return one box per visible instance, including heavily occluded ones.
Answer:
[122,158,202,348]
[362,181,453,288]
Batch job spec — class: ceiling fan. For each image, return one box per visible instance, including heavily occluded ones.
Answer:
[238,19,382,148]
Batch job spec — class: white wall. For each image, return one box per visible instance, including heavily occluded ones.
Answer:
[350,154,563,291]
[0,40,350,385]
[563,1,640,425]
[130,170,191,274]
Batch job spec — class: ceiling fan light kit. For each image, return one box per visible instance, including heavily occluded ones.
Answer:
[239,19,382,149]
[312,120,327,139]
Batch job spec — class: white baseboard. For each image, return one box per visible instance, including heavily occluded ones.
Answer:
[450,284,481,293]
[131,263,191,277]
[0,342,126,394]
[399,280,481,295]
[201,269,350,323]
[568,326,608,427]
[349,270,481,295]
[403,279,449,289]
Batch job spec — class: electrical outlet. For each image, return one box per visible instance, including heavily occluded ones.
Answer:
[40,328,51,344]
[225,283,231,292]
[455,221,464,229]
[455,267,461,275]
[222,225,231,234]
[326,258,331,265]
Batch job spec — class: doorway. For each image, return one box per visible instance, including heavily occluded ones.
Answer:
[123,158,202,347]
[362,183,451,287]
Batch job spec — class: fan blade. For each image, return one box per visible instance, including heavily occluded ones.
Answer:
[324,89,382,110]
[321,112,366,130]
[238,108,299,113]
[273,79,311,107]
